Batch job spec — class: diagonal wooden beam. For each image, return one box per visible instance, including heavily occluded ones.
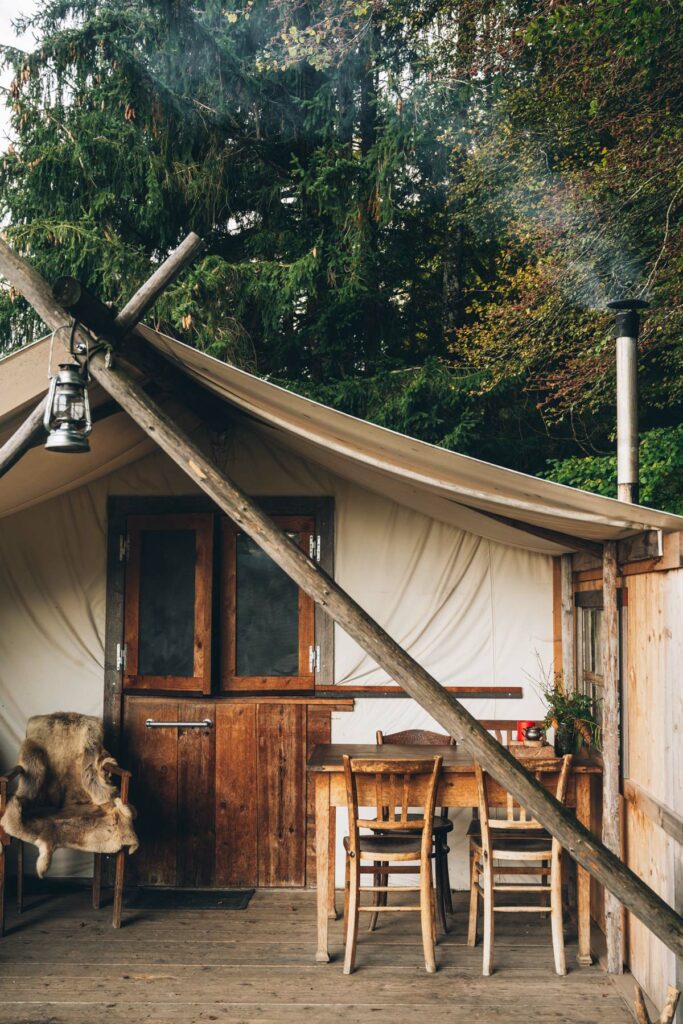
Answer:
[1,236,682,960]
[0,395,49,476]
[0,233,204,479]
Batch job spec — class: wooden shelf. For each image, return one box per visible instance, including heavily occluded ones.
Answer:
[314,684,523,700]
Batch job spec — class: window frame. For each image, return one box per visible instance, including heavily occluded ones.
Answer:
[123,513,214,694]
[220,515,316,692]
[574,588,627,756]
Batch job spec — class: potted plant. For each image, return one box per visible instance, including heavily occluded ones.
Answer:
[540,673,601,756]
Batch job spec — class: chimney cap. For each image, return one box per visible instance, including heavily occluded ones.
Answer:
[607,298,650,312]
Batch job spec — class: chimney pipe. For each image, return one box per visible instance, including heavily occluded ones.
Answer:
[607,298,648,504]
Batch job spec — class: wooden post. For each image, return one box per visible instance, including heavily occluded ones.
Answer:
[603,540,624,972]
[561,553,575,688]
[1,237,682,959]
[0,395,48,478]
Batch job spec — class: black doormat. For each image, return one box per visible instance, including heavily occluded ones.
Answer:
[125,887,255,910]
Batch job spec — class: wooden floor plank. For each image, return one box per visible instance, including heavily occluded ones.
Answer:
[0,890,634,1023]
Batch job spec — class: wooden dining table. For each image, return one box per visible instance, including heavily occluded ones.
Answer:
[308,743,602,965]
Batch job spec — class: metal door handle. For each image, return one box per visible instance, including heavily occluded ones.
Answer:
[145,718,213,729]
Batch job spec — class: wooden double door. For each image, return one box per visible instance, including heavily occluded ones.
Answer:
[123,696,331,888]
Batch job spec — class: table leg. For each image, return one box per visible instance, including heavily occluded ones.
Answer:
[315,773,331,962]
[576,774,593,966]
[328,807,337,919]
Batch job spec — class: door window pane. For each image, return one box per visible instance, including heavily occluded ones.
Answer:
[235,532,299,676]
[139,529,196,676]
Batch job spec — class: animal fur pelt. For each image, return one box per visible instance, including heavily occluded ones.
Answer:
[0,712,138,876]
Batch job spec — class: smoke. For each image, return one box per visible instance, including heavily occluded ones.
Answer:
[500,152,646,311]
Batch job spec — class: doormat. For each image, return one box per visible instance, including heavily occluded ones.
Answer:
[126,888,255,910]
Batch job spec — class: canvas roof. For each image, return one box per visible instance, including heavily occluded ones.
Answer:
[1,326,682,553]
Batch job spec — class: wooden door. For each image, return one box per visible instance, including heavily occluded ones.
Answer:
[123,698,216,887]
[124,697,312,888]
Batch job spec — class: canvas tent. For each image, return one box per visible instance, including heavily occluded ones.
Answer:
[0,269,682,1012]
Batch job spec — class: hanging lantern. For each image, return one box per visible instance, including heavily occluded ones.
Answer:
[43,362,92,453]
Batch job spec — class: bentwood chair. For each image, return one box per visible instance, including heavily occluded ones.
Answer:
[342,754,442,974]
[376,729,455,933]
[468,754,573,976]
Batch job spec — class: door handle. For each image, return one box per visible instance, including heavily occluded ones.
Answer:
[145,719,213,729]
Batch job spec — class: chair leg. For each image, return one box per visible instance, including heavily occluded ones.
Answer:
[92,853,102,910]
[467,844,479,947]
[368,861,381,932]
[481,852,494,977]
[343,855,360,975]
[550,851,567,976]
[541,858,550,918]
[16,841,23,914]
[342,854,350,944]
[420,857,437,974]
[0,845,6,938]
[112,849,126,929]
[434,841,449,936]
[442,844,453,915]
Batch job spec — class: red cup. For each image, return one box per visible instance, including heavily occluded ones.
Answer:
[517,720,535,742]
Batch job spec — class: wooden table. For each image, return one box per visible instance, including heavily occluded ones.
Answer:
[308,743,601,965]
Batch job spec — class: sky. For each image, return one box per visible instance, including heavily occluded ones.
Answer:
[0,1,38,149]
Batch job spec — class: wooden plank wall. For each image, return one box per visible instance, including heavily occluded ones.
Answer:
[568,554,683,1015]
[622,568,682,1017]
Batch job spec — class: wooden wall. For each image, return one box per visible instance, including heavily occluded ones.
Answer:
[622,567,682,1016]
[568,541,683,1016]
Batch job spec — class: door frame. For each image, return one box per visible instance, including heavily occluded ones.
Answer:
[103,494,335,754]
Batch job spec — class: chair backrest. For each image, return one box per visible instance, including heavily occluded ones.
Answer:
[343,755,442,858]
[477,720,521,747]
[21,712,113,808]
[376,728,456,747]
[474,755,573,850]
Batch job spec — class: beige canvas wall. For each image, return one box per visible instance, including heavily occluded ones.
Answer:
[0,421,554,883]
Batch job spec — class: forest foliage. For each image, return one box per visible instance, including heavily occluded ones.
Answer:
[0,0,681,504]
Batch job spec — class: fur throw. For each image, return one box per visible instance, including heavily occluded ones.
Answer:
[0,712,138,876]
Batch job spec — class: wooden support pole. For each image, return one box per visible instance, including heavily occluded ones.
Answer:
[0,394,48,477]
[1,237,683,960]
[560,553,575,688]
[114,232,204,333]
[602,540,624,972]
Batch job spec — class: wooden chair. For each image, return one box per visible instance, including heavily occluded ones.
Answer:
[0,713,137,934]
[477,720,520,747]
[468,754,573,976]
[467,720,543,853]
[376,728,455,934]
[342,754,442,974]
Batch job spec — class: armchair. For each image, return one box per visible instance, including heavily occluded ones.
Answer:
[0,713,138,934]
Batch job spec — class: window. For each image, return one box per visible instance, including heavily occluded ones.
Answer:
[123,514,213,693]
[575,592,627,747]
[220,516,316,691]
[117,500,331,695]
[577,606,604,732]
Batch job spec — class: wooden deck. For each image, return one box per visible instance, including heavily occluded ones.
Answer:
[0,886,636,1023]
